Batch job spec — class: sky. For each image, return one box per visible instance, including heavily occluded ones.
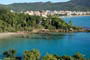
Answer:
[0,0,70,4]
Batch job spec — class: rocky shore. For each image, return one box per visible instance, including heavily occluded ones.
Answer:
[31,28,90,33]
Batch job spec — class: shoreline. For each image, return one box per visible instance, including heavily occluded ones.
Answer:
[60,15,90,18]
[0,32,27,39]
[0,29,90,39]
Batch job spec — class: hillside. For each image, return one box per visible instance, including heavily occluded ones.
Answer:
[70,0,90,7]
[0,0,90,12]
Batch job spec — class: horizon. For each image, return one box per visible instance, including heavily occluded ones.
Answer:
[0,0,70,5]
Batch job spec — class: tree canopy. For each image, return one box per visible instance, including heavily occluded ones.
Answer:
[0,9,82,32]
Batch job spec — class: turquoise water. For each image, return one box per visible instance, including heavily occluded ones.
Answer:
[63,16,90,28]
[0,16,90,58]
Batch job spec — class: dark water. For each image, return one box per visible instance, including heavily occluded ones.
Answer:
[0,16,90,58]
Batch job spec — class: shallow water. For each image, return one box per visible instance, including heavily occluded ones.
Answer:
[0,32,90,58]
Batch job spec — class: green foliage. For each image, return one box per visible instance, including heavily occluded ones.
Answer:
[43,54,57,60]
[69,20,72,28]
[1,0,90,12]
[2,49,87,60]
[3,49,16,60]
[24,50,40,60]
[4,58,15,60]
[0,9,76,32]
[0,9,82,32]
[73,52,86,60]
[48,25,56,30]
[43,53,86,60]
[62,56,75,60]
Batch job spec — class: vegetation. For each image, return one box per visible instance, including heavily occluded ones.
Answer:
[24,50,40,60]
[43,53,86,60]
[0,0,90,12]
[3,49,16,60]
[0,8,82,32]
[2,49,88,60]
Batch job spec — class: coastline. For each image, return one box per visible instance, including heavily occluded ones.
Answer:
[60,15,90,18]
[0,28,90,39]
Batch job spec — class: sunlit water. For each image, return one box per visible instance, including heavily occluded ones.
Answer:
[0,16,90,58]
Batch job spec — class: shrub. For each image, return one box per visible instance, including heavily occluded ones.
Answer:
[24,50,40,60]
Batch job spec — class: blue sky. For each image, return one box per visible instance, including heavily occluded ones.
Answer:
[0,0,70,4]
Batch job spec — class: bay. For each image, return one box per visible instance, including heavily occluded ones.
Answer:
[0,16,90,58]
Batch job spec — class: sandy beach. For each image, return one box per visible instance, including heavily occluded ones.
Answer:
[0,32,17,39]
[0,32,26,39]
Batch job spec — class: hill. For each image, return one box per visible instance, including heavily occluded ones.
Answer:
[70,0,90,7]
[0,0,90,12]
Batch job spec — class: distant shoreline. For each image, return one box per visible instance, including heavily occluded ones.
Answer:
[60,15,90,18]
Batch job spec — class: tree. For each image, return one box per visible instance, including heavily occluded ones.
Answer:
[0,9,81,32]
[69,20,72,28]
[3,49,16,60]
[43,54,57,60]
[24,50,40,60]
[73,52,86,60]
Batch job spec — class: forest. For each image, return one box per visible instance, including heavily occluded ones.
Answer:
[0,8,81,32]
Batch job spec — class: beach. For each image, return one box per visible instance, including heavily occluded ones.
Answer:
[0,32,17,39]
[0,32,27,39]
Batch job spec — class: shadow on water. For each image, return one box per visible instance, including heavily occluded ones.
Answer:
[14,33,68,40]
